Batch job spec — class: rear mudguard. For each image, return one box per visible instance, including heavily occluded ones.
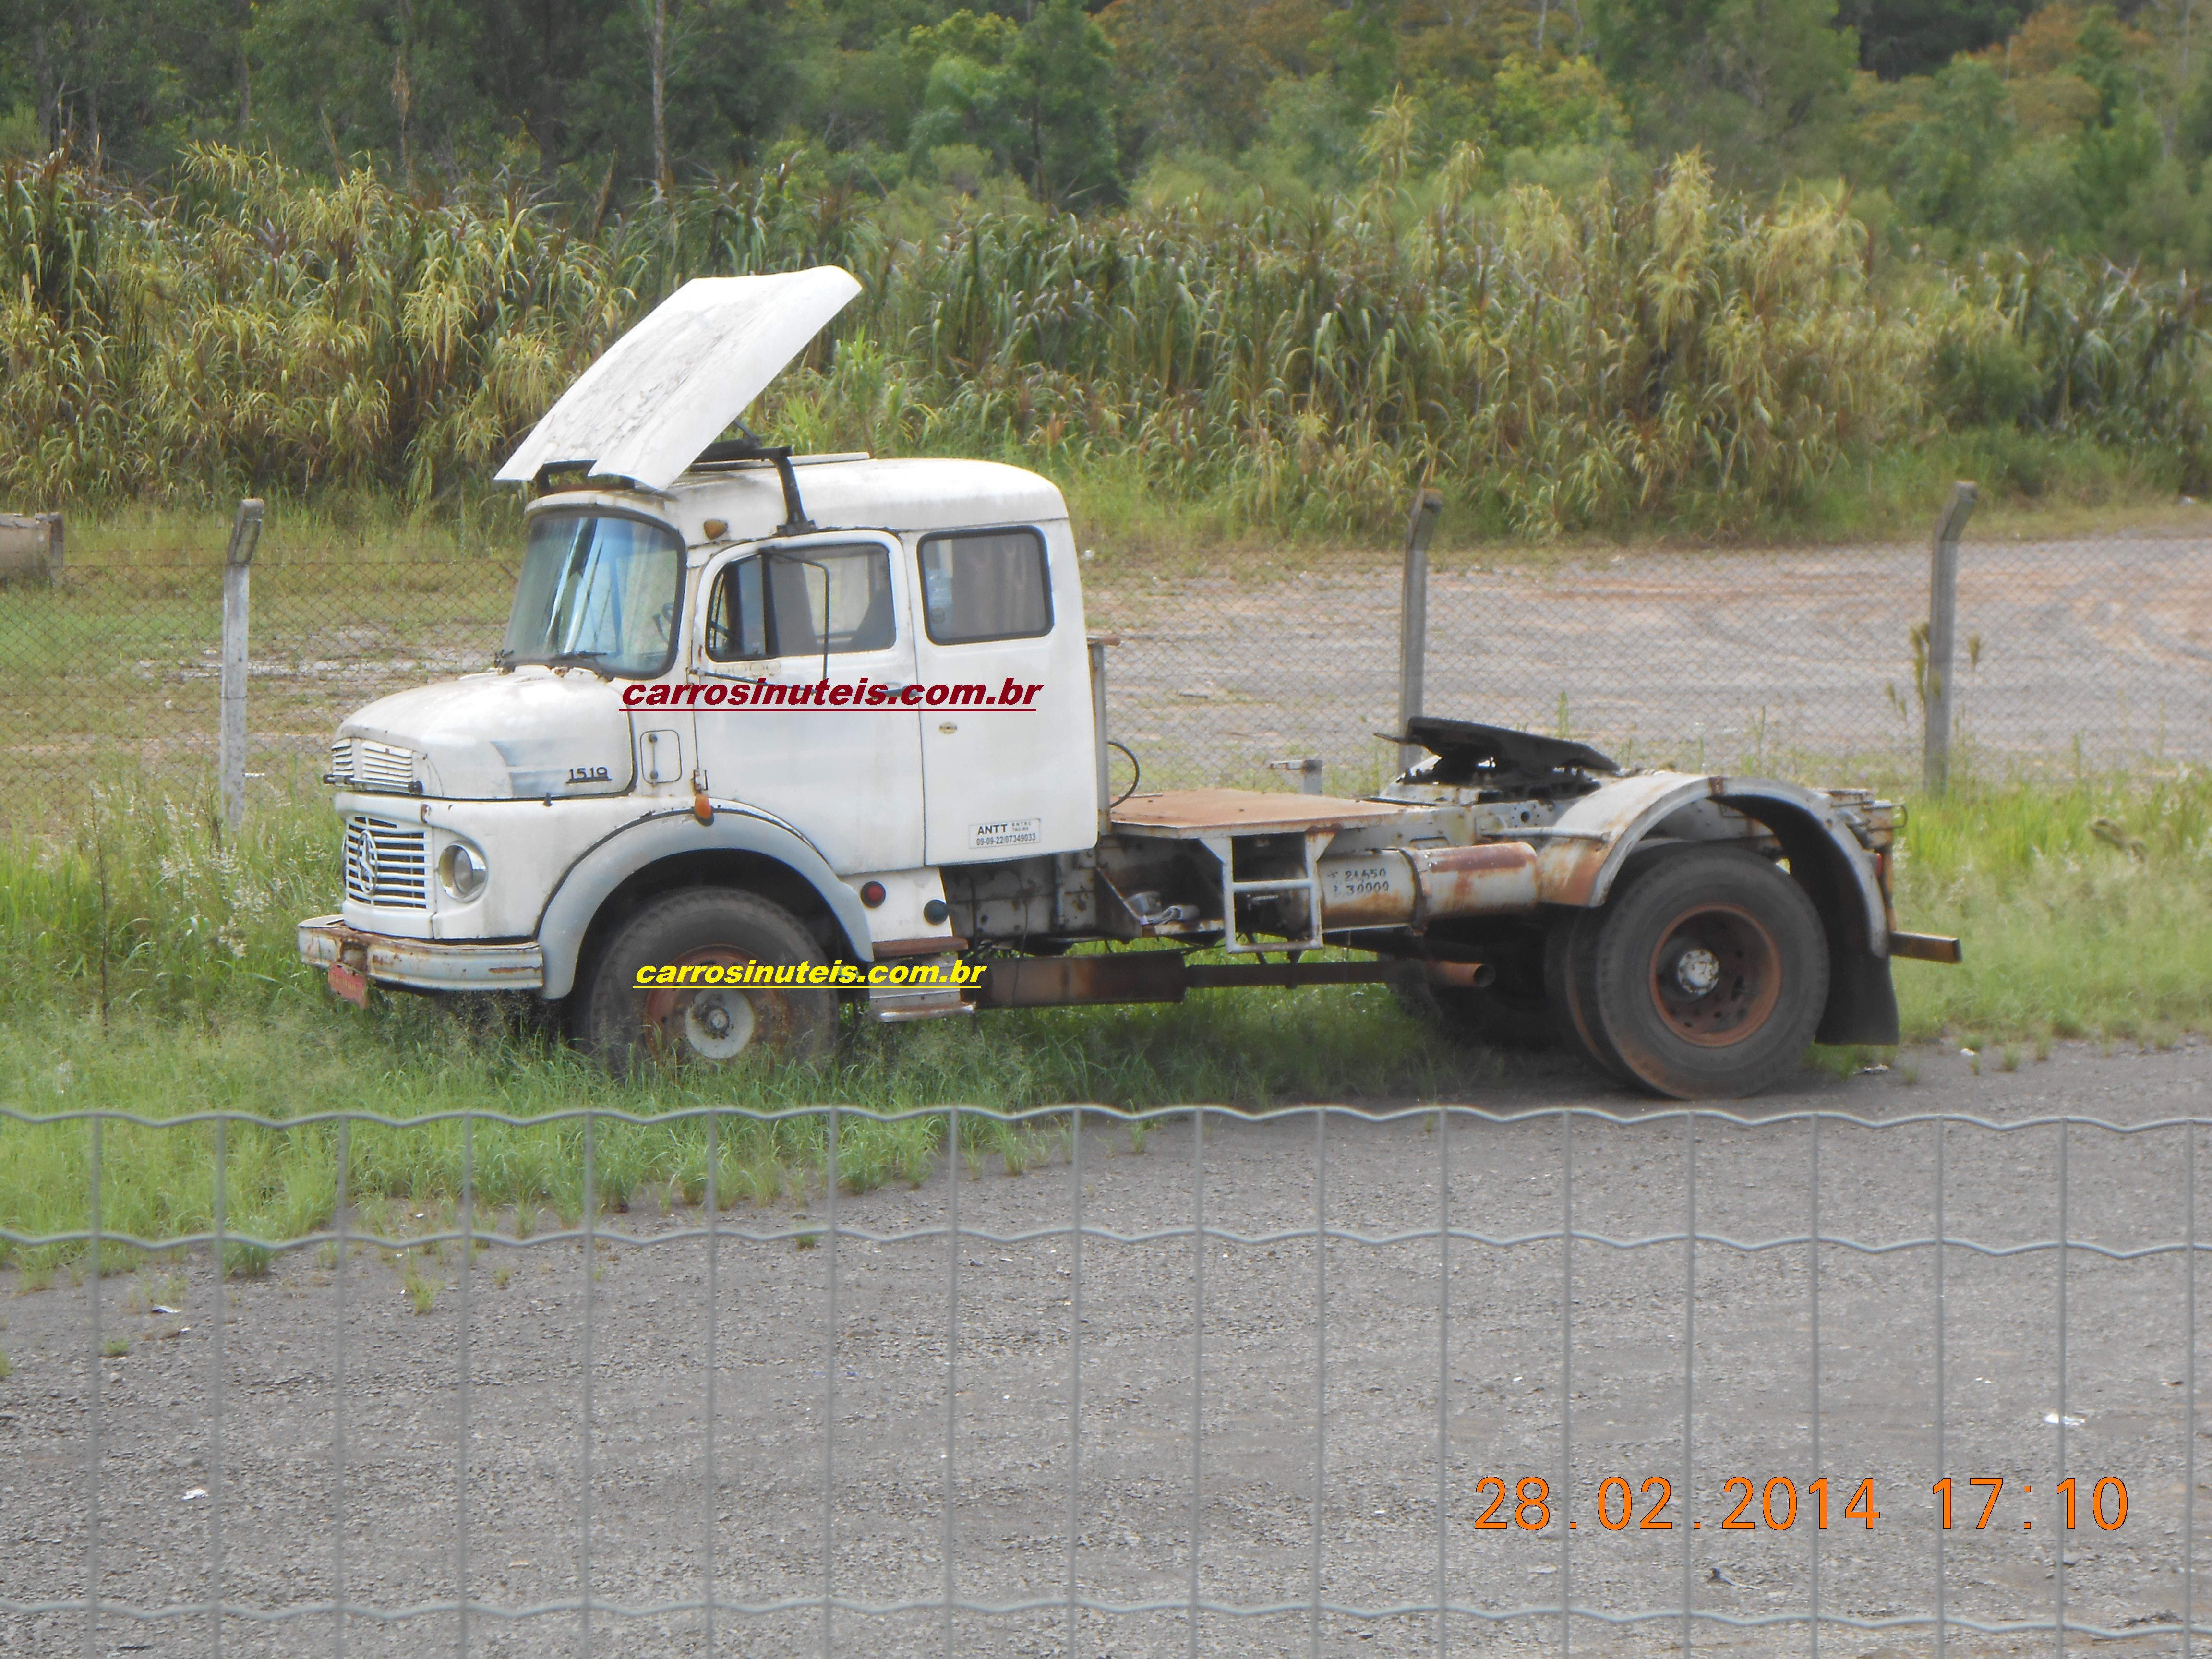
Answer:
[1533,771,1897,1046]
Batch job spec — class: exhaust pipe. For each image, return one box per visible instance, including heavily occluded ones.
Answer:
[1311,842,1540,930]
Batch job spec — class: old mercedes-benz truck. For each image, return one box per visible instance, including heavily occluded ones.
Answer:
[298,267,1955,1098]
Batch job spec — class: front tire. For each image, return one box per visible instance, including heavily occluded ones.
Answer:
[1579,845,1827,1099]
[577,889,836,1077]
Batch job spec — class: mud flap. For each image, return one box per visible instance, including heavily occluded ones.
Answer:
[328,961,370,1008]
[1815,947,1898,1046]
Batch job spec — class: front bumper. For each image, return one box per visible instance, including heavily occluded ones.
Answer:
[298,915,545,993]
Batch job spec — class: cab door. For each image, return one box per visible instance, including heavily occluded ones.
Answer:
[908,523,1096,865]
[690,535,925,875]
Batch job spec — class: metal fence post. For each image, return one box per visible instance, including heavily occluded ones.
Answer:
[1922,482,1977,794]
[1089,636,1113,833]
[1397,489,1444,776]
[218,500,264,830]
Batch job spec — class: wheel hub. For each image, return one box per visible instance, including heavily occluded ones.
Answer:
[640,946,767,1064]
[1672,946,1722,997]
[681,988,756,1060]
[1648,904,1782,1048]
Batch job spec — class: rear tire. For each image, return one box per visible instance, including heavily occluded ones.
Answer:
[1580,845,1827,1099]
[577,889,836,1078]
[1545,906,1637,1084]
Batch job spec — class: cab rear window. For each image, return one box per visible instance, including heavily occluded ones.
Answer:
[916,529,1052,645]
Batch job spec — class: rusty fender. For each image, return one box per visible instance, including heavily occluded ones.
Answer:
[969,953,1494,1009]
[1313,842,1539,930]
[1529,771,1892,956]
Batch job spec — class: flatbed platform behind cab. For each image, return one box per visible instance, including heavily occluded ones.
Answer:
[1107,788,1408,839]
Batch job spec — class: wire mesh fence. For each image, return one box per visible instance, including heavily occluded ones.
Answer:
[1093,527,2212,794]
[1,511,2207,828]
[0,1098,2205,1658]
[0,544,513,817]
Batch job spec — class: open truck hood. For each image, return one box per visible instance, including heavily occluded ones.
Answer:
[495,267,863,493]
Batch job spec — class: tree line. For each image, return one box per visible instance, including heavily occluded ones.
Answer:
[1,0,2205,265]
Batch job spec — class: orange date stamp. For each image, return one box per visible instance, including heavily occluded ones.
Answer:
[1468,1475,2130,1532]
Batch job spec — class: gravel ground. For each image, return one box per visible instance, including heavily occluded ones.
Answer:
[2,1044,2207,1659]
[1091,528,2212,786]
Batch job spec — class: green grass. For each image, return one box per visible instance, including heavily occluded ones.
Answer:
[2,762,2208,1266]
[1887,769,2212,1043]
[0,966,1485,1269]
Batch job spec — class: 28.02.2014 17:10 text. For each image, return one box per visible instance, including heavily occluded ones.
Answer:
[1465,1475,2130,1532]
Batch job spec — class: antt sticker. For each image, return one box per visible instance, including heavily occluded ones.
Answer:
[969,818,1043,850]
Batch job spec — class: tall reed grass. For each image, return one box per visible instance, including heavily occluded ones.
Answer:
[4,146,2203,538]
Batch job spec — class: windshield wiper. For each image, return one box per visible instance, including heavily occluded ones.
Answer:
[492,647,616,676]
[543,649,615,678]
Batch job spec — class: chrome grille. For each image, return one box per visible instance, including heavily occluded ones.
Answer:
[343,817,429,909]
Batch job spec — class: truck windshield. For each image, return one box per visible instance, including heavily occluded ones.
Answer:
[500,512,683,677]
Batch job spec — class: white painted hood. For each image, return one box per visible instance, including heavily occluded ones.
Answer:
[496,267,863,492]
[340,670,635,800]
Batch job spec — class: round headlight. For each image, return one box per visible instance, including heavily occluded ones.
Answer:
[437,840,488,901]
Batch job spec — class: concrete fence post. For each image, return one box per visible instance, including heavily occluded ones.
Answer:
[0,512,62,584]
[219,500,265,830]
[1922,481,1977,795]
[1396,488,1444,776]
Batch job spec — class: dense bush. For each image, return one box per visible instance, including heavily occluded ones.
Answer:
[0,144,2205,535]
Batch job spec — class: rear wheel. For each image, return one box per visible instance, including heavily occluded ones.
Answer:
[1578,845,1827,1099]
[577,889,836,1077]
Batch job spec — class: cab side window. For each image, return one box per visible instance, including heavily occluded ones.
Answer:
[704,544,897,662]
[916,528,1052,645]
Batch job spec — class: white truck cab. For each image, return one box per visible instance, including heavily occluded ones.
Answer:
[300,266,1956,1098]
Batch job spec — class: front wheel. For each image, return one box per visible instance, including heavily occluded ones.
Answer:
[577,889,836,1077]
[1579,846,1828,1099]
